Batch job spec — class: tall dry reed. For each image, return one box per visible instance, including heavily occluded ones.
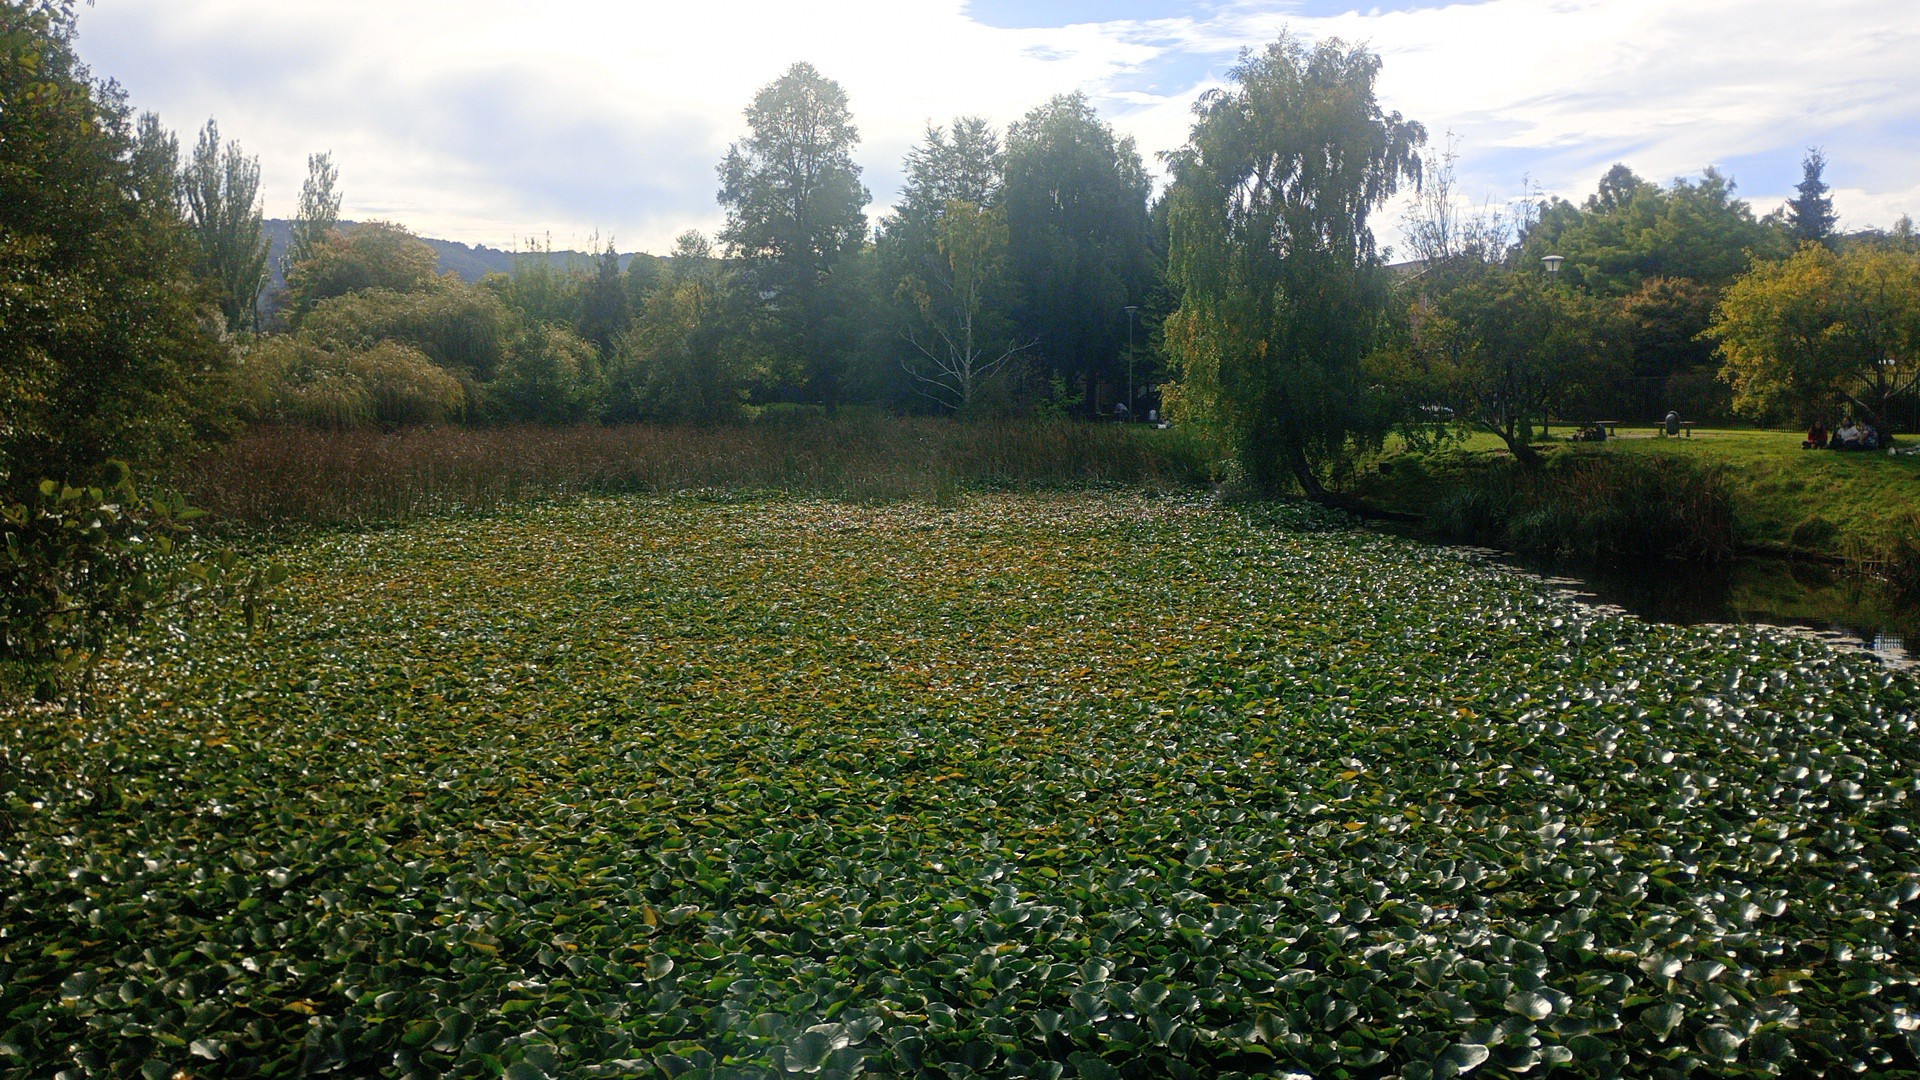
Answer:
[170,417,1212,535]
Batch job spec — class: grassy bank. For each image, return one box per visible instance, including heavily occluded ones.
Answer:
[166,416,1213,537]
[5,493,1917,1076]
[1360,428,1920,583]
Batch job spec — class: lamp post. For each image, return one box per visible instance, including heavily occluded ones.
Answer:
[1124,304,1139,421]
[1539,255,1564,438]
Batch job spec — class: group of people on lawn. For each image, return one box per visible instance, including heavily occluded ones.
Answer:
[1804,418,1885,451]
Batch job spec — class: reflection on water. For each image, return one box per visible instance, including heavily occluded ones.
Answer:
[1494,552,1915,669]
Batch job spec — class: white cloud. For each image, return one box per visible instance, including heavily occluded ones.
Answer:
[72,0,1920,254]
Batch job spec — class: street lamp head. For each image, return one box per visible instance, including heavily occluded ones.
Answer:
[1124,305,1139,316]
[1541,255,1565,275]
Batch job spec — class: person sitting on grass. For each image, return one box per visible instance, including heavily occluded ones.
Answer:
[1835,419,1862,450]
[1804,421,1829,449]
[1861,423,1881,450]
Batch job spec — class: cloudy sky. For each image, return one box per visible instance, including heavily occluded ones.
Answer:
[72,0,1920,257]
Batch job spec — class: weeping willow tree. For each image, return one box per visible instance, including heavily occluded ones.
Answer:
[1164,33,1424,499]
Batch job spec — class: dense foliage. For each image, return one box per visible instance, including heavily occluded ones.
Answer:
[1372,270,1626,464]
[1165,34,1423,497]
[0,1,229,492]
[718,62,870,407]
[4,494,1917,1077]
[0,463,283,701]
[181,119,270,333]
[1002,95,1156,415]
[1710,242,1920,431]
[1514,166,1784,298]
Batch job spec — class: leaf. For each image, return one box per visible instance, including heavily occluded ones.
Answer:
[783,1031,834,1073]
[1505,991,1553,1020]
[1435,1042,1491,1077]
[1643,1003,1685,1040]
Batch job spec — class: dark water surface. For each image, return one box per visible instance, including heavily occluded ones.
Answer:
[1487,551,1916,669]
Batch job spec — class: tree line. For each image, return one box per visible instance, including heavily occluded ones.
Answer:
[4,0,1917,504]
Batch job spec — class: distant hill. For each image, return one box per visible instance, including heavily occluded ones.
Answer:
[262,219,647,291]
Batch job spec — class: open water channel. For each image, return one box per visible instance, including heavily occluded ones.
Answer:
[1488,550,1915,669]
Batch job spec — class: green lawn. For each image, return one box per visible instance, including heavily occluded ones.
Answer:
[4,493,1918,1077]
[1368,426,1920,563]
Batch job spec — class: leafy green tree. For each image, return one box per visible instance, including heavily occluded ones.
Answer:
[1516,166,1784,295]
[286,150,341,273]
[128,112,180,212]
[718,62,869,405]
[487,324,599,425]
[182,118,270,332]
[1711,242,1920,430]
[604,231,747,424]
[1002,93,1154,413]
[1787,148,1837,248]
[1617,276,1727,419]
[1376,270,1626,463]
[283,220,442,318]
[625,252,665,311]
[900,117,1003,218]
[0,1,229,491]
[879,118,1005,297]
[897,200,1030,412]
[1164,34,1423,497]
[872,119,1022,411]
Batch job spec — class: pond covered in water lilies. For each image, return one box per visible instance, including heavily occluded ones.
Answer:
[3,493,1916,1078]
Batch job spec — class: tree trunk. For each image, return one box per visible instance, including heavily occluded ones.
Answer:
[1286,441,1328,502]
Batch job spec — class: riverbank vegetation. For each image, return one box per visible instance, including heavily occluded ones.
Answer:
[1358,430,1920,585]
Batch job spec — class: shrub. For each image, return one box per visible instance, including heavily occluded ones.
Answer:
[1430,451,1735,565]
[1788,515,1839,550]
[485,324,599,424]
[347,341,467,427]
[301,284,514,382]
[235,337,465,429]
[0,463,282,701]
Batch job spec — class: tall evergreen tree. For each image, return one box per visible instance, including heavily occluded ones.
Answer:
[1786,147,1838,248]
[576,241,632,357]
[717,62,869,404]
[182,119,270,332]
[899,117,1003,219]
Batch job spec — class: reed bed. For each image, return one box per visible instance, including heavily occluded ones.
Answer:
[168,416,1212,535]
